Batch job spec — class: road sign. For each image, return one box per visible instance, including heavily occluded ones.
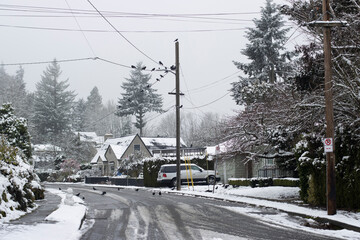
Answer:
[323,138,333,152]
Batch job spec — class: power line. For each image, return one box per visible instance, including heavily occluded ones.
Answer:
[183,91,231,110]
[0,4,260,17]
[0,57,97,66]
[86,0,158,65]
[0,23,248,33]
[144,104,175,123]
[184,70,240,94]
[96,57,131,69]
[64,0,96,57]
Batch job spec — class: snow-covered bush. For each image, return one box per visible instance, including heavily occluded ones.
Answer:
[294,135,326,206]
[0,137,44,221]
[0,103,31,159]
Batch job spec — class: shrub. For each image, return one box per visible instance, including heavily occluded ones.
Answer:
[37,172,50,182]
[296,130,360,209]
[272,178,299,187]
[230,178,276,188]
[228,179,251,186]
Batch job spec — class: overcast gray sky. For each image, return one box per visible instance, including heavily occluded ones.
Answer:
[1,0,300,122]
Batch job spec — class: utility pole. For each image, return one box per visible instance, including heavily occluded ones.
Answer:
[309,0,347,215]
[322,0,336,216]
[175,40,181,191]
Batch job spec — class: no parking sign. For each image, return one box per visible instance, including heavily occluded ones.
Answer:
[323,138,333,153]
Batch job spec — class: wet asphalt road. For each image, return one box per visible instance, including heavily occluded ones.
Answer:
[48,184,339,240]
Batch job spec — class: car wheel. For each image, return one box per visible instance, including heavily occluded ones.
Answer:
[170,178,177,188]
[207,175,216,185]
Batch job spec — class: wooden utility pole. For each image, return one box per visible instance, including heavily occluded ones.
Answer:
[175,41,181,191]
[309,0,346,216]
[322,0,336,215]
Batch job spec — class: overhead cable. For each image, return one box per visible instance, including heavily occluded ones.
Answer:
[86,0,158,65]
[64,0,96,57]
[0,23,248,33]
[0,57,97,66]
[183,91,231,109]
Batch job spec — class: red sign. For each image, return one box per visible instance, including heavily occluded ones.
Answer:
[323,138,333,153]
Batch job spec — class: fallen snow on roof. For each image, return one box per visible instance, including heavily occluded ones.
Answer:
[109,144,128,159]
[206,142,228,155]
[90,135,136,163]
[33,144,62,152]
[142,137,186,149]
[75,132,103,144]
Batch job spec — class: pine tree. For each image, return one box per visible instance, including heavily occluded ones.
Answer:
[84,86,103,133]
[116,62,163,136]
[72,98,87,131]
[231,0,293,105]
[33,60,76,142]
[0,66,29,118]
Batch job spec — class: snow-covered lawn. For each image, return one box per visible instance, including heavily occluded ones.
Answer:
[0,188,89,240]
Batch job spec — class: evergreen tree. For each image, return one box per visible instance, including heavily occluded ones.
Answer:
[0,103,31,159]
[0,66,29,118]
[116,62,163,136]
[33,60,76,142]
[231,0,293,105]
[84,86,103,133]
[72,98,87,131]
[102,100,133,137]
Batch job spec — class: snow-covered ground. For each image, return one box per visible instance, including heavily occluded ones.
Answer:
[1,184,360,240]
[172,185,360,239]
[0,188,89,240]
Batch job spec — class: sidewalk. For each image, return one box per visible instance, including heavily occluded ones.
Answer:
[0,188,87,240]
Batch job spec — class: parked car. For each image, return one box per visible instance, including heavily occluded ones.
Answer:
[157,163,220,187]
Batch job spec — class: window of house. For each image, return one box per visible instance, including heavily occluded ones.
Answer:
[265,159,274,165]
[134,144,140,152]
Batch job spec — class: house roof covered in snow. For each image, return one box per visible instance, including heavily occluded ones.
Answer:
[142,137,186,150]
[91,135,187,164]
[74,131,103,144]
[206,142,229,156]
[90,135,137,164]
[33,144,62,152]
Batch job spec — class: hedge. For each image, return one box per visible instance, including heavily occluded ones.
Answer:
[273,178,299,187]
[229,178,299,188]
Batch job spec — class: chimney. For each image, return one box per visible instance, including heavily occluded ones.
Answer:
[104,133,113,142]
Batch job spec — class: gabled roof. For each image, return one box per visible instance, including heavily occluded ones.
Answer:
[109,144,130,160]
[142,137,187,150]
[91,135,186,164]
[90,147,108,164]
[91,135,139,164]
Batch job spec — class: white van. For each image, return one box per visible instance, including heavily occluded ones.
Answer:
[157,163,220,187]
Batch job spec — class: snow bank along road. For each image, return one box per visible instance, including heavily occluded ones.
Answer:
[52,184,337,240]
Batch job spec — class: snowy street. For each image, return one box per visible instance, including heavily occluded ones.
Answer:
[2,183,360,240]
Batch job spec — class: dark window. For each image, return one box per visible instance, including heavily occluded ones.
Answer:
[134,144,140,152]
[163,166,177,173]
[191,166,201,172]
